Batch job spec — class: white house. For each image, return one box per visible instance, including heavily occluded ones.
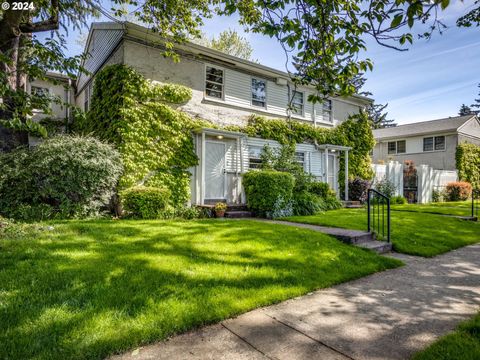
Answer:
[75,22,373,205]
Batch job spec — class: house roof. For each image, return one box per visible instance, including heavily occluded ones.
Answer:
[83,21,373,106]
[373,115,478,140]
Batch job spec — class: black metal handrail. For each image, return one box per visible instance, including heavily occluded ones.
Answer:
[472,189,479,220]
[367,189,391,243]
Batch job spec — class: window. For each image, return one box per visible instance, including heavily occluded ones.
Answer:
[424,136,445,151]
[84,82,93,112]
[322,99,333,122]
[291,91,304,115]
[251,78,266,107]
[248,146,262,169]
[388,140,406,154]
[295,152,305,169]
[423,137,434,152]
[434,136,445,150]
[397,140,406,154]
[31,86,49,111]
[205,66,224,99]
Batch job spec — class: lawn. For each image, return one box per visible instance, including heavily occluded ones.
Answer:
[284,208,480,257]
[0,219,401,360]
[392,201,476,217]
[413,312,480,360]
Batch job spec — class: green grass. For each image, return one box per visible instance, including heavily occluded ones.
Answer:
[392,201,475,217]
[413,312,480,360]
[284,208,480,257]
[0,219,401,360]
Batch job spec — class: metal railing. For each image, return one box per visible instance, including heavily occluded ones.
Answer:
[367,189,391,243]
[472,189,479,220]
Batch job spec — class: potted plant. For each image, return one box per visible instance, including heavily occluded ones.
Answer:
[214,202,227,218]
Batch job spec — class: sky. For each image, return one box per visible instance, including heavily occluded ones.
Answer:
[44,0,480,125]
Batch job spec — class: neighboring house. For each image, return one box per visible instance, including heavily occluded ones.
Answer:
[74,22,372,205]
[372,115,480,171]
[28,72,75,146]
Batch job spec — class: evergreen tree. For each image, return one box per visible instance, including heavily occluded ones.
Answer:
[367,103,397,129]
[471,84,480,113]
[459,104,475,116]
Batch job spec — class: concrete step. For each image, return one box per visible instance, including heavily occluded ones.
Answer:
[226,205,248,212]
[357,240,393,254]
[225,211,253,218]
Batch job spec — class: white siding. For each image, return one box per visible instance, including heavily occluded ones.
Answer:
[267,80,288,116]
[224,69,251,108]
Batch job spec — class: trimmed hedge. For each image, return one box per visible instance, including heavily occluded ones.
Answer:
[121,186,171,219]
[0,135,122,220]
[243,170,295,218]
[456,143,480,189]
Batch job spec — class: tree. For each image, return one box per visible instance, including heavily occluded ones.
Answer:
[366,102,396,129]
[471,83,480,113]
[1,0,478,149]
[459,104,475,116]
[195,29,254,60]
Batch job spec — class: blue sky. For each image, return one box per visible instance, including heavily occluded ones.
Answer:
[47,0,480,125]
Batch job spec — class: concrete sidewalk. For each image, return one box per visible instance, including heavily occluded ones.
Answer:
[111,245,480,360]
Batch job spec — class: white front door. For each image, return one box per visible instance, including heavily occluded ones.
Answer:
[327,154,337,192]
[205,141,226,200]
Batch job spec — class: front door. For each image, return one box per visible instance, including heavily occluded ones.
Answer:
[205,141,226,200]
[327,154,337,192]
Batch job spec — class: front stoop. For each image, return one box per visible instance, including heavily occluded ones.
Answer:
[225,205,253,219]
[342,200,363,209]
[270,220,392,254]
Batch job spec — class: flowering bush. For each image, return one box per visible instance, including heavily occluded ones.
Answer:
[445,181,472,201]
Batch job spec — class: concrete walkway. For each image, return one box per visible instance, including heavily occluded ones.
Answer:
[111,245,480,360]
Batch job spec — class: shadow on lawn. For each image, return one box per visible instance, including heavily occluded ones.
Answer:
[0,220,399,360]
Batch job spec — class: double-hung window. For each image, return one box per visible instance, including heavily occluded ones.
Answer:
[205,66,224,99]
[423,136,445,151]
[322,99,333,122]
[295,152,306,170]
[251,78,266,107]
[291,90,304,115]
[387,140,406,154]
[248,146,263,169]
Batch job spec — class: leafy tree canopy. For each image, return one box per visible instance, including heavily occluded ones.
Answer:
[194,29,254,60]
[1,0,478,147]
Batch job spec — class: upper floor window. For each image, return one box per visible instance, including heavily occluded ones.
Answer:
[205,66,224,99]
[291,90,304,115]
[248,146,263,169]
[423,136,445,151]
[251,78,266,108]
[323,99,333,122]
[295,152,306,169]
[31,86,49,111]
[387,140,406,154]
[84,82,94,112]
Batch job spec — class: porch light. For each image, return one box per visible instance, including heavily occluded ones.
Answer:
[331,149,336,153]
[217,135,224,139]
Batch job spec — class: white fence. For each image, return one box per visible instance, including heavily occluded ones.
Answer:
[371,161,458,203]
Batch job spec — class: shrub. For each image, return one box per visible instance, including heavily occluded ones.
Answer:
[456,143,480,189]
[323,195,343,210]
[243,170,295,218]
[0,135,122,221]
[291,191,325,216]
[348,177,371,202]
[432,189,446,203]
[309,182,332,198]
[390,195,407,204]
[121,186,170,219]
[445,181,472,201]
[373,176,396,198]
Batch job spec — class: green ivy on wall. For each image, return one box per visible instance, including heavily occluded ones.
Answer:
[456,143,480,189]
[75,64,208,206]
[76,64,375,207]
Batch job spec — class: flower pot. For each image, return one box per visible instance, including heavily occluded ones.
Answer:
[215,210,226,218]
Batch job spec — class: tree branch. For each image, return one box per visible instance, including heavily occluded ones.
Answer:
[19,0,59,33]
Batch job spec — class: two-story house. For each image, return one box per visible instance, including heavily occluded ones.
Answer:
[40,21,372,206]
[372,115,480,171]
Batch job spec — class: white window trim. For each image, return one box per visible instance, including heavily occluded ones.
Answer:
[204,64,225,101]
[322,99,333,123]
[250,76,268,109]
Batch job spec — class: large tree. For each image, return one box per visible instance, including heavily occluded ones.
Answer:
[194,29,254,60]
[459,104,475,116]
[471,83,480,113]
[1,0,478,149]
[367,102,396,129]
